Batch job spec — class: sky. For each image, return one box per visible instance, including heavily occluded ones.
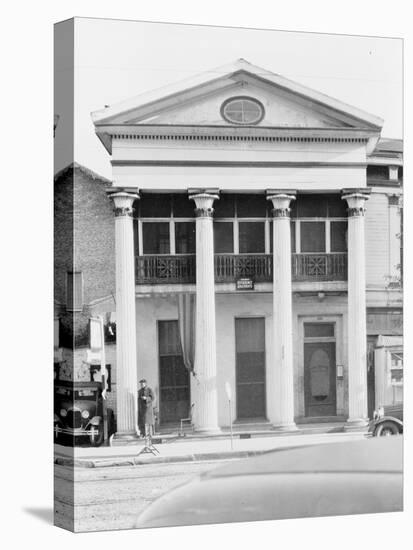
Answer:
[55,17,403,179]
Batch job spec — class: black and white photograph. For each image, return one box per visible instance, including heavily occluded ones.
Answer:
[4,4,409,547]
[51,16,404,533]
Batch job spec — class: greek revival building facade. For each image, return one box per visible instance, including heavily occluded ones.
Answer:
[91,59,402,439]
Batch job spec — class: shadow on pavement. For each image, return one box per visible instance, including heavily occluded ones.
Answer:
[23,507,54,525]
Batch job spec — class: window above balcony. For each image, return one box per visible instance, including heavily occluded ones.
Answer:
[135,192,347,257]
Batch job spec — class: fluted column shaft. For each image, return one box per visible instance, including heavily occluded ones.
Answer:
[267,193,297,431]
[109,191,139,437]
[342,190,370,429]
[190,193,220,433]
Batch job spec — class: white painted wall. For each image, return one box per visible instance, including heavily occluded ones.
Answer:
[134,292,349,427]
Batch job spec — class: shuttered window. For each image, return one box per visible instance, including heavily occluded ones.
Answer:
[66,272,83,311]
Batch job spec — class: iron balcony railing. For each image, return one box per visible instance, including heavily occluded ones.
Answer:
[214,254,272,282]
[135,254,196,284]
[292,253,348,282]
[135,253,347,284]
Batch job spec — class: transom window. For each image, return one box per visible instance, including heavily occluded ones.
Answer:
[221,97,264,125]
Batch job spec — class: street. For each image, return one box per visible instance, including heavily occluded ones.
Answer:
[55,459,223,532]
[54,432,367,532]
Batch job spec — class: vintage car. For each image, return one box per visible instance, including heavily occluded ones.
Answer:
[54,380,115,446]
[136,436,402,529]
[370,403,403,436]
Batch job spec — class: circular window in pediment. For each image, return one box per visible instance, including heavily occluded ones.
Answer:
[221,96,264,125]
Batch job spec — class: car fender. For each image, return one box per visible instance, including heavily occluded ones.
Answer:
[374,416,403,431]
[88,416,102,427]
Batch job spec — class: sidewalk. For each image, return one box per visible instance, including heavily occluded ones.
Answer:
[54,423,369,468]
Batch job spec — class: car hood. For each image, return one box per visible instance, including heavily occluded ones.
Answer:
[136,436,403,529]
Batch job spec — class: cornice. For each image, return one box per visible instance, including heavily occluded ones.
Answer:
[99,124,375,143]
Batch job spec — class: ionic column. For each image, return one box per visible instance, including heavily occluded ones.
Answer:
[190,192,220,433]
[342,189,370,430]
[267,191,297,431]
[108,190,140,441]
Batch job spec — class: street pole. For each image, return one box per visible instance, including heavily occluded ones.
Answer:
[225,382,233,450]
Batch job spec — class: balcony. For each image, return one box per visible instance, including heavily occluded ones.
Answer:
[136,253,347,285]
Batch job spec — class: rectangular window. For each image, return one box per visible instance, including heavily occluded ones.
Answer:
[239,222,265,253]
[214,194,235,218]
[172,194,194,218]
[175,222,195,254]
[296,195,328,218]
[330,221,347,252]
[327,195,347,217]
[142,222,170,254]
[133,219,139,255]
[140,194,171,217]
[300,221,325,252]
[304,323,335,338]
[367,165,388,180]
[237,195,266,217]
[390,352,403,384]
[66,272,83,311]
[214,222,234,253]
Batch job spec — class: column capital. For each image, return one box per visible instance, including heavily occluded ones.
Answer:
[341,189,370,217]
[190,192,219,218]
[107,189,140,217]
[267,192,296,218]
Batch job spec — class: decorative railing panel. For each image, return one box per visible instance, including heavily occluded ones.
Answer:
[136,253,347,284]
[215,254,272,282]
[136,255,195,284]
[292,253,347,281]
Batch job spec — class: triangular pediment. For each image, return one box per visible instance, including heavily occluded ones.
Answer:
[130,82,353,128]
[92,59,383,132]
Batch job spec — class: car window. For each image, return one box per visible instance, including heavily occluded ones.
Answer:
[75,389,96,400]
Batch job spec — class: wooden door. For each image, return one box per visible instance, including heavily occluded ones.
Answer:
[158,320,190,424]
[304,341,336,417]
[235,317,266,419]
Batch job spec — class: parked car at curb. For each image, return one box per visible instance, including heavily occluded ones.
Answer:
[136,436,403,529]
[370,403,403,436]
[54,380,115,447]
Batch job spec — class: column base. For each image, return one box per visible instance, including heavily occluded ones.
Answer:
[111,431,140,446]
[343,418,369,433]
[272,422,299,433]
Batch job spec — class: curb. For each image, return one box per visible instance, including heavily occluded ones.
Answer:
[54,448,270,468]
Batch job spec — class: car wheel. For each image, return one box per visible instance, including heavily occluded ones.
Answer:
[89,424,104,446]
[375,421,399,437]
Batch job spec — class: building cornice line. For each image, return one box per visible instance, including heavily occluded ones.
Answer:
[112,160,368,169]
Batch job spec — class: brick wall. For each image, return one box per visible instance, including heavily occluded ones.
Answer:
[54,163,116,340]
